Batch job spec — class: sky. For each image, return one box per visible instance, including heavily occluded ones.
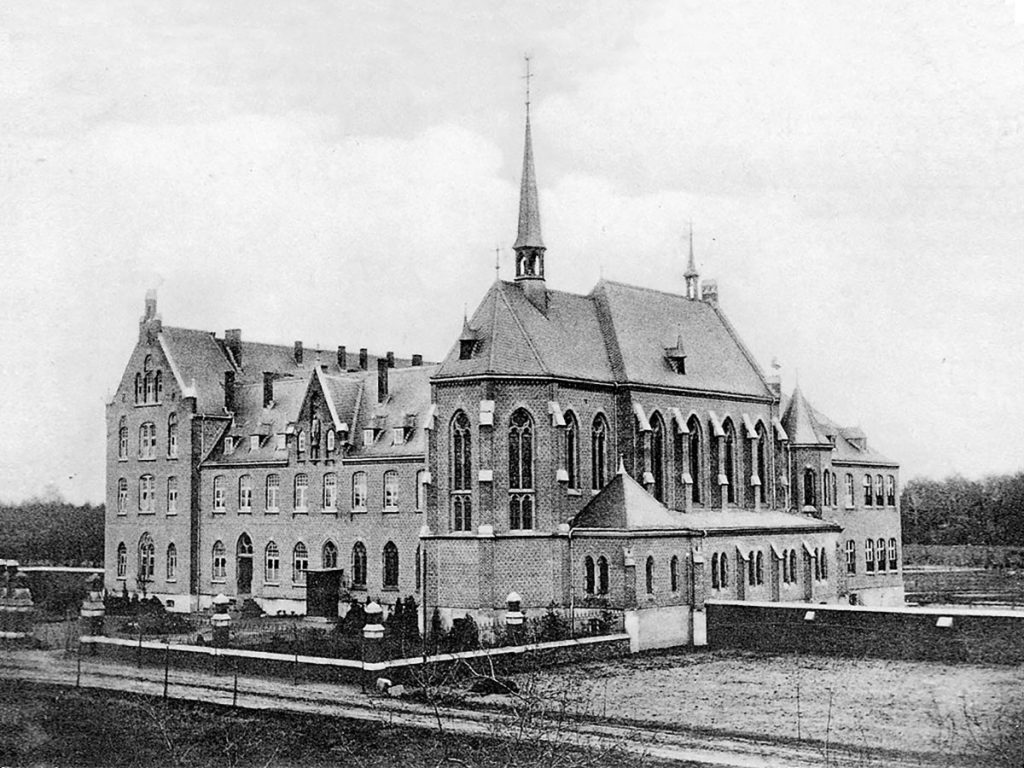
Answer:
[2,1,1024,504]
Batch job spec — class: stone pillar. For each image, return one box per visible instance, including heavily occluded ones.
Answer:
[622,548,637,609]
[691,544,707,647]
[211,593,231,648]
[7,572,34,641]
[505,591,524,645]
[79,574,106,651]
[362,601,385,689]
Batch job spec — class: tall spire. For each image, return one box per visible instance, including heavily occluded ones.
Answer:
[684,221,700,300]
[513,56,547,309]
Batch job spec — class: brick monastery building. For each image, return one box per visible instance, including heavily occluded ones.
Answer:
[105,109,904,649]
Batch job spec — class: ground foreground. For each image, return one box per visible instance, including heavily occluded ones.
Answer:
[515,648,1024,763]
[0,680,661,768]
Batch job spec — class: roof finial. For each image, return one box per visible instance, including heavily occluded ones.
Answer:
[494,246,500,279]
[513,56,547,307]
[617,454,626,475]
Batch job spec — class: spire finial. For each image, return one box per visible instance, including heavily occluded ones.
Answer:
[494,247,500,279]
[684,220,700,299]
[523,55,533,117]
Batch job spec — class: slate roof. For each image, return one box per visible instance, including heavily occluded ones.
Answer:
[435,279,773,399]
[781,385,828,446]
[573,466,840,534]
[779,390,897,466]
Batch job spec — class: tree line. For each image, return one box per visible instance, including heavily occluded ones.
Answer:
[0,500,104,566]
[901,472,1024,546]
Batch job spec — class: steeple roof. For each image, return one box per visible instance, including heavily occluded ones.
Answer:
[684,224,699,278]
[513,115,544,251]
[781,385,830,446]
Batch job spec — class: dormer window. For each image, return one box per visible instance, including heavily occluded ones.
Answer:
[275,433,286,451]
[664,334,687,374]
[459,317,480,360]
[326,429,336,453]
[363,428,375,447]
[250,435,260,451]
[224,436,234,454]
[392,427,405,446]
[297,430,306,454]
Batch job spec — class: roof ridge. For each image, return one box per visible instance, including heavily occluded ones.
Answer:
[497,282,549,375]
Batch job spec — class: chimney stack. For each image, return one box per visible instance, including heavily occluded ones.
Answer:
[224,371,236,412]
[263,372,275,407]
[701,280,719,307]
[144,290,158,321]
[767,375,782,400]
[386,351,395,369]
[337,345,347,370]
[411,354,423,367]
[293,341,303,365]
[377,359,389,403]
[225,329,242,368]
[359,348,368,370]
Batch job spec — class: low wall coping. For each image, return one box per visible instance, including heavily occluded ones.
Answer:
[79,632,631,673]
[705,599,1024,620]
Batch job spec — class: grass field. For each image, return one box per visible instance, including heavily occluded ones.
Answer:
[514,648,1024,762]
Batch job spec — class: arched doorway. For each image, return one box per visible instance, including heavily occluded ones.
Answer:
[236,533,253,595]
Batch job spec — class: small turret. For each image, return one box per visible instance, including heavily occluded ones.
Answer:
[684,224,700,300]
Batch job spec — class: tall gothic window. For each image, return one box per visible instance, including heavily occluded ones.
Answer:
[687,415,702,504]
[863,474,873,506]
[591,414,609,490]
[645,556,655,594]
[822,470,831,507]
[322,540,338,569]
[886,475,896,506]
[845,473,855,507]
[117,478,128,514]
[451,411,472,531]
[116,542,127,578]
[650,412,666,502]
[139,422,156,459]
[875,474,885,507]
[166,543,177,580]
[755,423,768,504]
[352,542,367,587]
[804,469,817,508]
[584,556,595,595]
[118,416,128,460]
[564,411,580,490]
[137,533,155,582]
[382,541,399,589]
[598,555,609,595]
[508,409,534,530]
[723,418,737,504]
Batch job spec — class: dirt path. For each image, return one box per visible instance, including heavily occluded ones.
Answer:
[0,649,969,767]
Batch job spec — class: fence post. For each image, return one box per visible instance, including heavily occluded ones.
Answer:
[362,601,385,691]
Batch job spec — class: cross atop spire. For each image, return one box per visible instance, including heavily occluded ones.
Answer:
[523,55,534,116]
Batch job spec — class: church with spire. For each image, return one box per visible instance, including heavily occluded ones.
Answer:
[104,82,903,650]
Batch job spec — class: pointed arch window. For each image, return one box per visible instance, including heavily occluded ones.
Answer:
[803,468,817,508]
[748,551,756,586]
[645,556,655,594]
[584,556,595,595]
[143,356,155,403]
[720,552,729,589]
[134,373,142,404]
[322,540,338,569]
[888,538,898,570]
[293,542,308,583]
[789,550,798,584]
[591,414,609,490]
[886,476,896,507]
[845,474,855,507]
[670,555,680,592]
[687,416,703,504]
[118,417,129,460]
[167,413,178,458]
[722,418,737,504]
[755,551,764,585]
[598,555,609,595]
[876,538,888,572]
[508,409,535,530]
[382,541,399,589]
[650,412,666,502]
[166,543,177,581]
[564,410,580,490]
[755,423,768,504]
[863,474,873,506]
[265,541,280,582]
[116,542,127,579]
[451,411,472,530]
[155,370,163,402]
[865,538,875,572]
[875,474,885,507]
[845,540,857,574]
[352,542,367,588]
[138,533,155,582]
[711,553,720,589]
[822,470,831,507]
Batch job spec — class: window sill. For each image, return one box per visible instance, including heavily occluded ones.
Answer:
[118,458,128,462]
[166,456,179,461]
[351,508,367,515]
[351,585,367,592]
[116,576,127,581]
[292,582,307,589]
[567,489,582,497]
[211,579,226,585]
[292,509,309,516]
[212,509,226,515]
[117,512,127,517]
[383,507,399,514]
[265,509,280,515]
[166,512,178,517]
[264,582,280,588]
[238,509,252,515]
[138,510,155,515]
[382,585,399,592]
[166,578,177,584]
[137,456,157,462]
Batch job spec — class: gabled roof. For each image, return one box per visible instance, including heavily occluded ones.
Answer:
[434,279,772,399]
[573,469,691,530]
[353,365,437,458]
[778,389,897,466]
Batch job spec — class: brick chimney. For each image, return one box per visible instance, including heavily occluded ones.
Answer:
[263,372,274,407]
[702,280,719,307]
[377,359,388,403]
[225,329,242,368]
[411,354,422,367]
[359,348,368,370]
[293,341,303,365]
[337,346,347,370]
[386,351,395,369]
[224,371,236,412]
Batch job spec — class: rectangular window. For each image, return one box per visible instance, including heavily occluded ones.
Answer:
[863,475,872,506]
[294,474,309,511]
[213,476,225,512]
[416,470,426,512]
[889,538,898,570]
[323,474,337,509]
[166,547,177,580]
[167,477,178,515]
[845,540,856,575]
[352,472,367,511]
[383,471,399,511]
[239,475,253,512]
[117,480,128,515]
[865,539,875,573]
[265,475,280,513]
[886,476,896,506]
[844,474,854,507]
[139,475,155,513]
